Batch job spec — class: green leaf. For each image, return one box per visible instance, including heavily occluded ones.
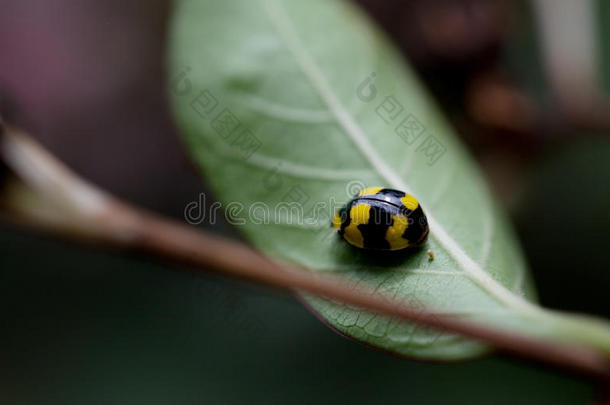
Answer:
[168,0,610,360]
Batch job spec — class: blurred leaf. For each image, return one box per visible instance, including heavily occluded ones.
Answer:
[502,0,549,103]
[168,0,610,360]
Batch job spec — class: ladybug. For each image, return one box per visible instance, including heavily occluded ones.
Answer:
[332,187,429,251]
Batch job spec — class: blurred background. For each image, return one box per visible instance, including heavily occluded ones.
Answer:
[1,0,610,403]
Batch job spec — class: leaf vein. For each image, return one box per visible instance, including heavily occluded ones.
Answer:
[261,0,536,314]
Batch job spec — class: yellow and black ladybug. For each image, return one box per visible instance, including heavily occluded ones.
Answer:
[332,187,429,251]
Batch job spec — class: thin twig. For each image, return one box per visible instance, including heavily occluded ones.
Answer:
[0,123,609,381]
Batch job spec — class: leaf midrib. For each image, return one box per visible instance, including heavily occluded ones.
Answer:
[260,0,537,315]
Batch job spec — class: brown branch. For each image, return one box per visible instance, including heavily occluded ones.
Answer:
[1,123,609,381]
